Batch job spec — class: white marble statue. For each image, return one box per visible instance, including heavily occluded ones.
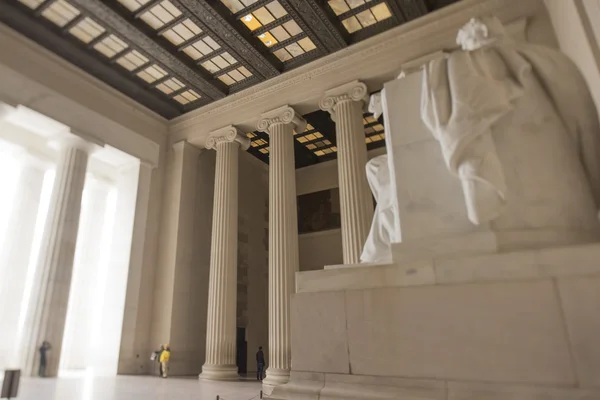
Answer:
[421,17,600,232]
[360,92,397,264]
[360,154,395,264]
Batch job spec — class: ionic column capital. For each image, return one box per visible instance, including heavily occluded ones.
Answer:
[206,125,250,151]
[257,105,306,134]
[320,81,368,119]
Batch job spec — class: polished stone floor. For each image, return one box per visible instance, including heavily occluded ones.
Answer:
[6,375,263,400]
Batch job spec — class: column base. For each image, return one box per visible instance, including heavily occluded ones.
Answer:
[199,364,239,381]
[262,367,290,394]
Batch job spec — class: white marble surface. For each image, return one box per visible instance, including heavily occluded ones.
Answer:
[284,242,600,399]
[299,243,600,293]
[290,292,349,374]
[343,280,574,384]
[269,371,600,400]
[558,275,600,388]
[3,376,262,400]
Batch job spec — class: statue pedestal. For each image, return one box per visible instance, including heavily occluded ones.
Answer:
[268,17,600,399]
[267,243,600,399]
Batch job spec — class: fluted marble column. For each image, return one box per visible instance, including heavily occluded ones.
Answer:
[21,134,97,377]
[321,81,374,264]
[0,152,48,370]
[257,106,306,388]
[200,127,250,381]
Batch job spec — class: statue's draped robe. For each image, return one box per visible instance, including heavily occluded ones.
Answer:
[422,22,600,233]
[360,155,395,263]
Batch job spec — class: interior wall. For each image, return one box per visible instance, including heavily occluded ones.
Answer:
[544,0,600,112]
[168,149,214,376]
[238,151,269,374]
[118,149,168,375]
[295,148,386,271]
[148,143,207,376]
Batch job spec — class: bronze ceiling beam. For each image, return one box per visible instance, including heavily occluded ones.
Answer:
[389,0,428,21]
[175,0,281,80]
[280,0,348,54]
[0,0,182,118]
[232,0,272,19]
[62,13,86,32]
[69,0,227,100]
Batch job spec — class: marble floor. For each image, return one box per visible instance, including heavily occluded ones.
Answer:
[4,375,263,400]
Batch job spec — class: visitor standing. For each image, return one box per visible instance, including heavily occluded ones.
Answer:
[38,341,51,377]
[153,345,165,377]
[256,346,265,381]
[159,345,171,378]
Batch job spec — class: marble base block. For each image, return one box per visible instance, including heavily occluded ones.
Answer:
[199,364,239,381]
[270,243,600,399]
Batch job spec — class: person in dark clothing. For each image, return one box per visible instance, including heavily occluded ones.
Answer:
[38,341,51,377]
[256,346,265,381]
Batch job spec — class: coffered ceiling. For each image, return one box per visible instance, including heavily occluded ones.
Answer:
[0,0,460,119]
[247,109,386,168]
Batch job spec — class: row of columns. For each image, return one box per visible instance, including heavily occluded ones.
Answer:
[199,81,374,386]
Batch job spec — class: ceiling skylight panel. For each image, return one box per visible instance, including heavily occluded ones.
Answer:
[155,77,185,95]
[217,67,252,86]
[202,52,238,74]
[41,0,80,27]
[116,50,150,71]
[94,35,129,58]
[140,0,182,29]
[69,17,105,44]
[219,0,259,13]
[273,37,316,61]
[173,89,201,105]
[162,19,203,46]
[117,0,151,12]
[137,64,168,83]
[335,1,392,34]
[241,1,288,32]
[183,37,221,60]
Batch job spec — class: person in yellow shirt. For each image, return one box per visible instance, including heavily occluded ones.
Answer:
[159,345,171,378]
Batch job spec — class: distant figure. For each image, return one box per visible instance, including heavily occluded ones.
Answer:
[159,345,171,378]
[38,341,51,377]
[256,346,265,381]
[153,345,165,377]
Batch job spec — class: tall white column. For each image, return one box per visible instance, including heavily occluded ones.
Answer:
[257,106,306,388]
[21,134,97,377]
[60,177,111,371]
[320,81,374,264]
[200,127,250,381]
[0,152,47,370]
